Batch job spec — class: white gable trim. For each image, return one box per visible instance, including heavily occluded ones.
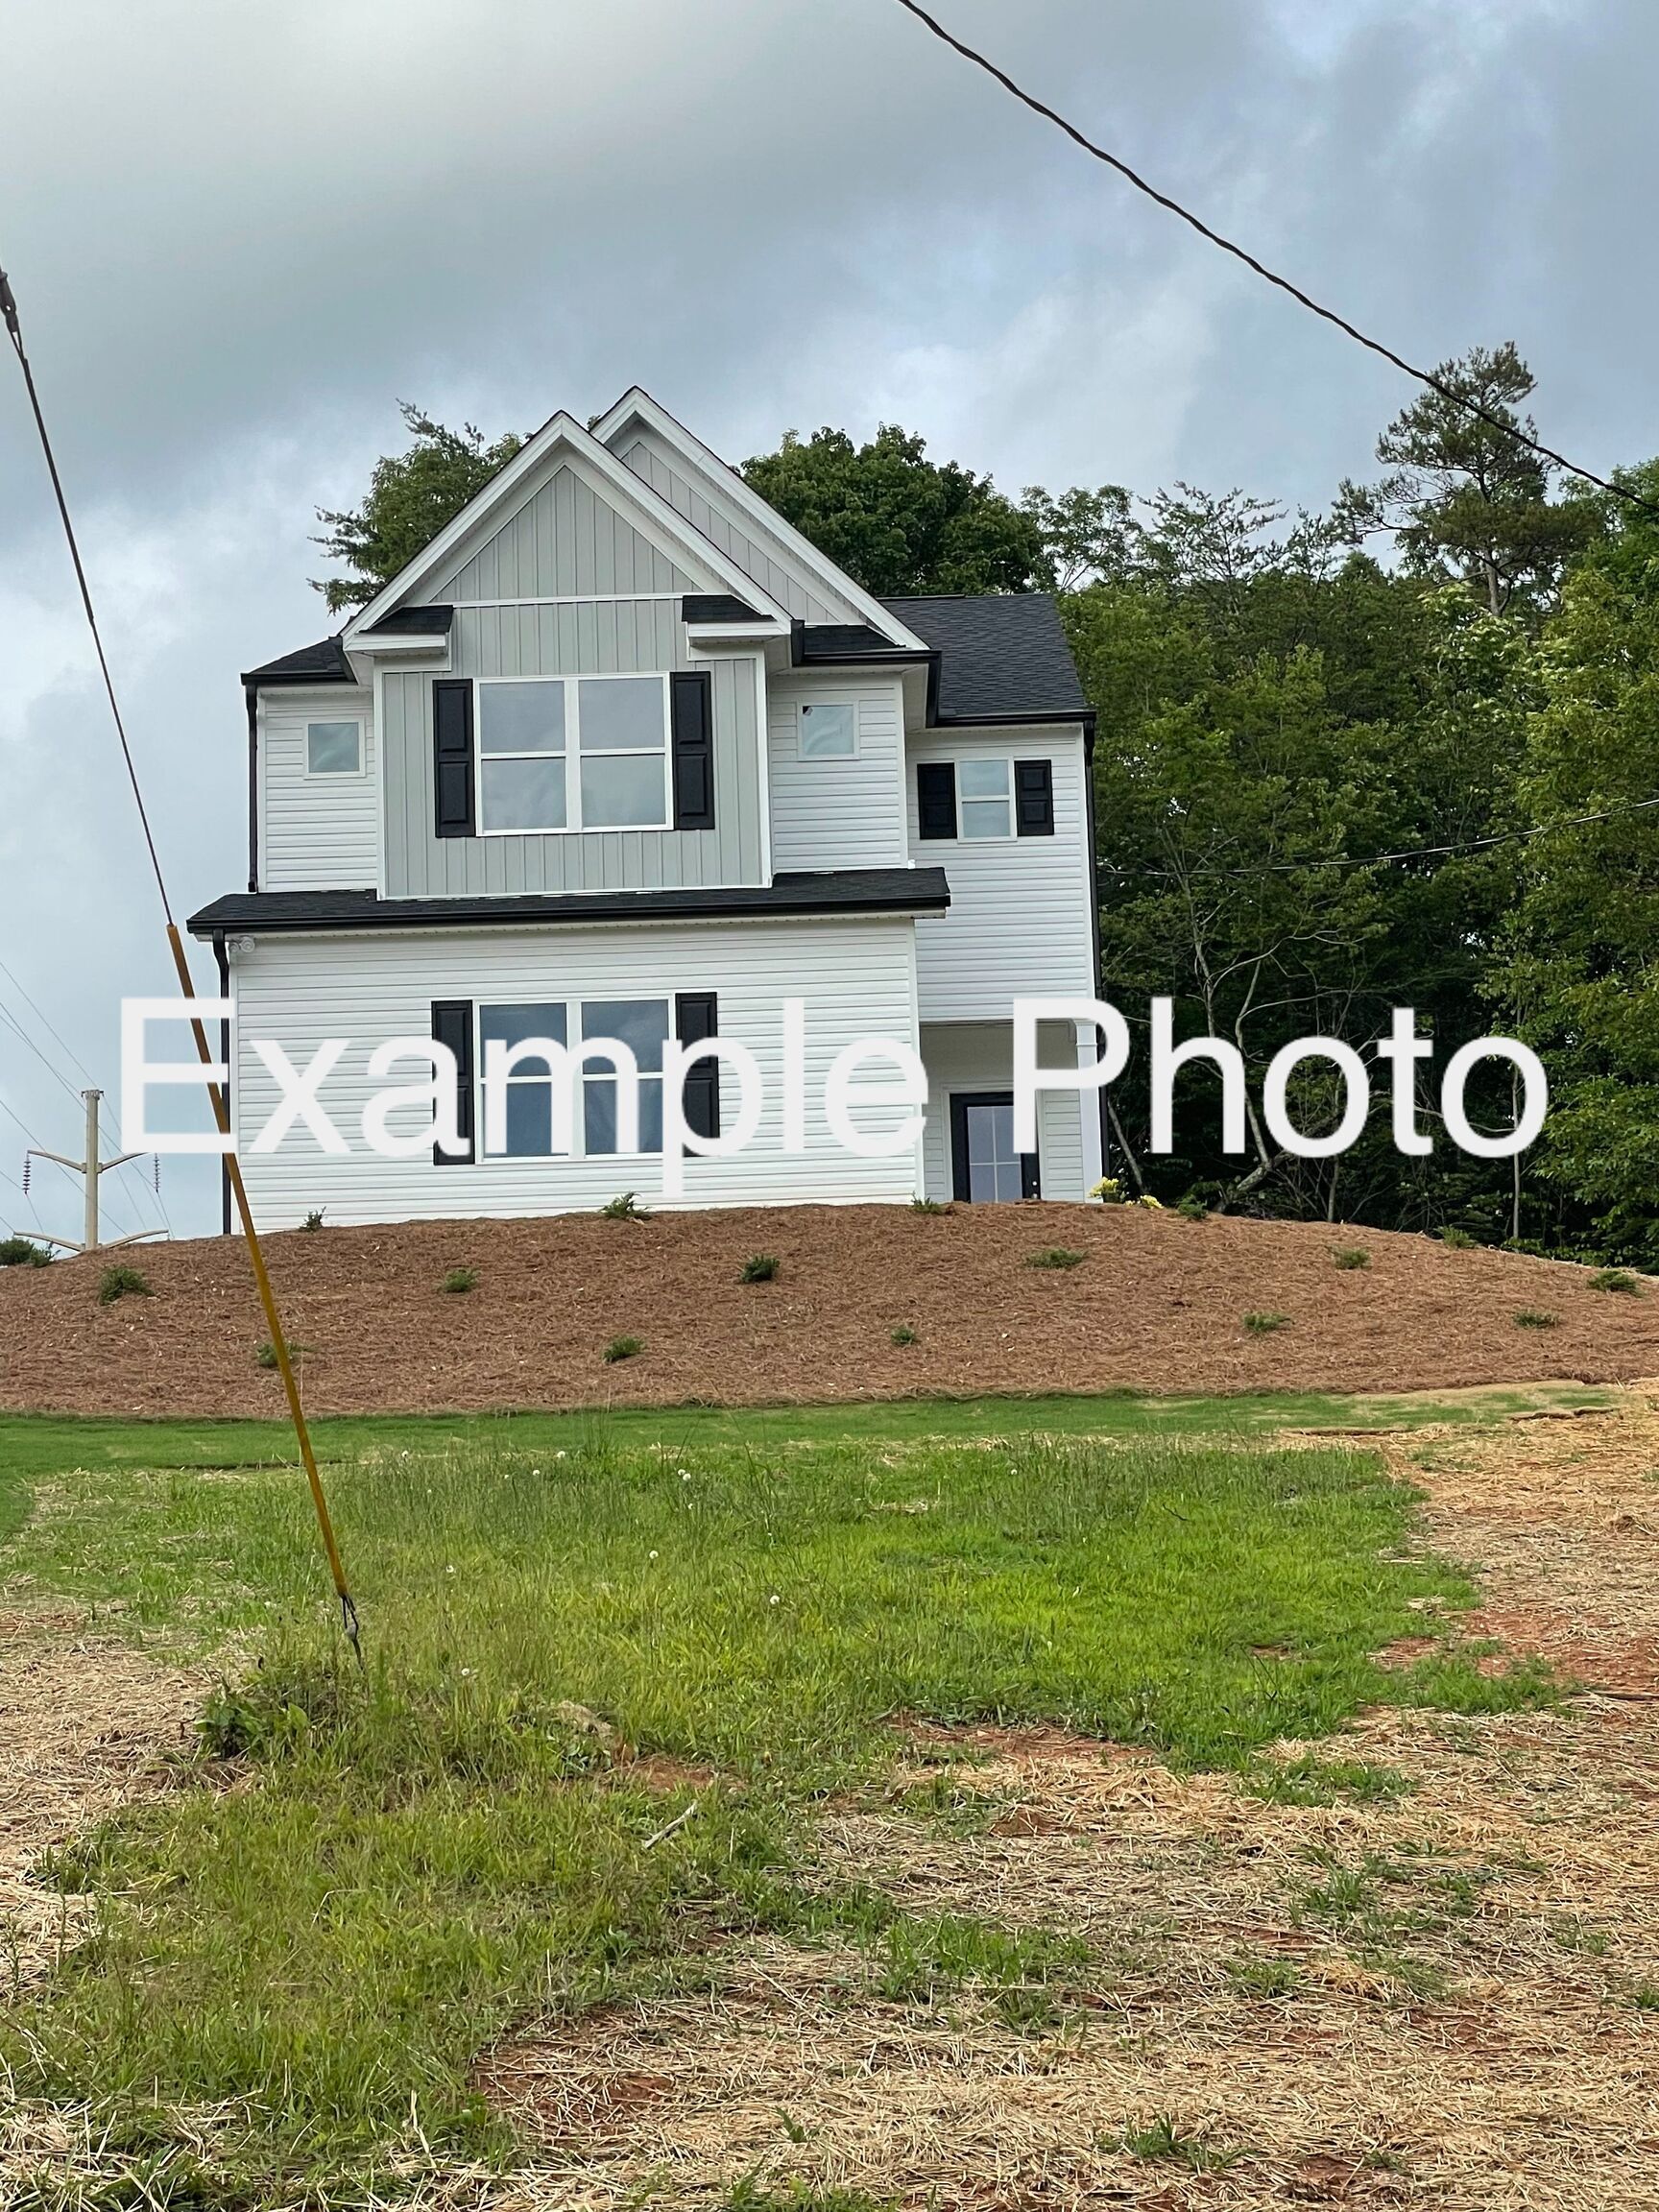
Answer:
[342,412,790,646]
[592,387,928,653]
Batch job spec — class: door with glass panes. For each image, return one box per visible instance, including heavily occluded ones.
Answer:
[949,1091,1040,1202]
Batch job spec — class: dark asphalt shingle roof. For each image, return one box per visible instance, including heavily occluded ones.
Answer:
[357,604,454,637]
[241,635,352,685]
[241,595,1089,727]
[682,592,766,624]
[188,867,950,939]
[881,592,1090,723]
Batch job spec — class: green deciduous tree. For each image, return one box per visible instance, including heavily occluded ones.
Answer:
[1493,463,1659,1262]
[312,403,524,613]
[739,424,1046,596]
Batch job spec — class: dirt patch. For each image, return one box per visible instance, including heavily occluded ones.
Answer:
[3,1204,1656,1417]
[0,1609,204,1984]
[481,1394,1659,2211]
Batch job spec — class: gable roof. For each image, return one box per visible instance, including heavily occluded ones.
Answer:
[340,410,790,644]
[592,387,928,653]
[882,593,1091,725]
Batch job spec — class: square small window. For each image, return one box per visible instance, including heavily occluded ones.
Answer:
[799,701,856,758]
[959,757,1014,839]
[306,720,362,776]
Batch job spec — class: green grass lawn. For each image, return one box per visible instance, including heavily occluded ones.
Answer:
[0,1395,1562,2200]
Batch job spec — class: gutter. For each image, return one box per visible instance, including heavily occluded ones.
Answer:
[245,684,258,892]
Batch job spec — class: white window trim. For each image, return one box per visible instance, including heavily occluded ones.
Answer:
[952,755,1017,842]
[303,717,367,781]
[477,995,672,1161]
[796,695,860,762]
[475,671,672,837]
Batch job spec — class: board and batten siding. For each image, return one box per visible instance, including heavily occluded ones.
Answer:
[767,676,908,874]
[918,1021,1086,1202]
[258,686,377,891]
[432,463,695,603]
[382,644,765,899]
[907,724,1095,1022]
[228,916,923,1227]
[617,428,858,626]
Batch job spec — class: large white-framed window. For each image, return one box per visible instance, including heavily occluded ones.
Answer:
[305,718,364,777]
[478,996,671,1158]
[958,756,1015,840]
[797,698,857,759]
[476,673,670,834]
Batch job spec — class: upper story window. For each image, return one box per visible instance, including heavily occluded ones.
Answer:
[305,719,363,776]
[958,757,1013,840]
[798,700,856,758]
[917,757,1055,842]
[477,674,669,834]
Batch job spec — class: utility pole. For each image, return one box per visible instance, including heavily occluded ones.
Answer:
[23,1088,160,1255]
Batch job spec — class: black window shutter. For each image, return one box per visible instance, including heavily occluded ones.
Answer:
[917,760,956,841]
[433,680,475,838]
[1021,1149,1042,1199]
[670,670,715,830]
[431,1000,474,1166]
[674,992,720,1142]
[1015,758,1055,836]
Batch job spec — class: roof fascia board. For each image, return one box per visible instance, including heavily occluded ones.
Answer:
[593,386,929,654]
[342,412,789,643]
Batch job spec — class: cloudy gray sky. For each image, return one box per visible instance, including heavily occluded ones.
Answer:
[1,0,1651,1242]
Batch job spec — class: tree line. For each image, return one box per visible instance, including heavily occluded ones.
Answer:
[315,349,1659,1262]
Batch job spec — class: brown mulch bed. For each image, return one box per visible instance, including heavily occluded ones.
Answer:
[1,1202,1656,1418]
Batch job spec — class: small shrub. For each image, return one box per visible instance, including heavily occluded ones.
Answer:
[300,1209,325,1233]
[1136,1192,1164,1211]
[603,1334,642,1363]
[1176,1193,1209,1222]
[739,1253,780,1284]
[1243,1310,1289,1335]
[1026,1246,1086,1270]
[1590,1268,1642,1295]
[1334,1246,1370,1270]
[600,1191,650,1221]
[890,1323,919,1347]
[97,1263,150,1306]
[1513,1309,1559,1330]
[441,1266,478,1294]
[0,1235,50,1267]
[1089,1176,1123,1203]
[911,1196,950,1214]
[254,1339,309,1370]
[1438,1226,1478,1250]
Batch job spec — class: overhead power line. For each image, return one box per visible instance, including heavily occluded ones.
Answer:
[891,0,1659,523]
[1105,791,1659,880]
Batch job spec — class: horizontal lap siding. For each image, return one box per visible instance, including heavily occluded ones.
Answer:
[919,1022,1086,1202]
[908,725,1095,1022]
[230,917,922,1227]
[618,431,855,626]
[767,677,907,873]
[260,689,377,890]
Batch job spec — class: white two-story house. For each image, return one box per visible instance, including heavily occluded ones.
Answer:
[188,391,1104,1227]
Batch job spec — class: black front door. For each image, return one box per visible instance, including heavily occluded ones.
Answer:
[950,1092,1040,1202]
